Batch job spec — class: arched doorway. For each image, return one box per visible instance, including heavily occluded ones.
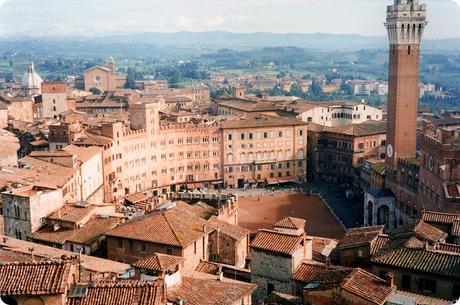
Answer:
[377,205,390,226]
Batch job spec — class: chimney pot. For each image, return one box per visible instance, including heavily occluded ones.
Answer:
[385,273,395,288]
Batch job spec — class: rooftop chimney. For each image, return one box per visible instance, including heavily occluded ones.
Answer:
[385,273,395,288]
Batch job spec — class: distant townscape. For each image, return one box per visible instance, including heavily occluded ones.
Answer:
[0,0,459,305]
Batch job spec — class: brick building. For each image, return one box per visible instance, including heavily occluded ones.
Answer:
[83,58,127,92]
[106,201,213,270]
[308,121,386,184]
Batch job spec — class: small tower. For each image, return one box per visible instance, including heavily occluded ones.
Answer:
[107,57,115,72]
[385,0,427,174]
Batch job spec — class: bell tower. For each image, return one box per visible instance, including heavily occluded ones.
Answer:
[385,0,427,176]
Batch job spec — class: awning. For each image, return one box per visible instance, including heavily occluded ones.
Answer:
[266,177,279,185]
[226,178,236,185]
[277,176,297,184]
[248,179,257,184]
[186,183,195,189]
[211,181,224,185]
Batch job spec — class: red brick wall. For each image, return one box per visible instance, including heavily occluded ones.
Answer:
[106,236,182,264]
[386,45,420,169]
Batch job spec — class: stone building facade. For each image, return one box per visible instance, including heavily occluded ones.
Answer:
[222,117,308,188]
[2,186,62,240]
[41,82,69,119]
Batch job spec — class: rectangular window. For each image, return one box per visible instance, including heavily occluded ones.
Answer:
[418,278,436,294]
[167,248,173,255]
[117,239,123,249]
[402,274,411,290]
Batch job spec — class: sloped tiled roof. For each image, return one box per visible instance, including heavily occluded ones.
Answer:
[208,216,250,241]
[107,201,210,247]
[273,217,306,231]
[337,226,384,250]
[31,217,120,246]
[132,253,184,272]
[391,290,452,305]
[340,268,394,305]
[435,242,460,254]
[370,234,390,255]
[221,116,307,129]
[0,260,73,295]
[372,247,460,278]
[292,260,328,283]
[167,276,256,305]
[421,211,460,224]
[451,219,460,237]
[68,280,164,305]
[391,220,447,244]
[195,261,220,275]
[251,229,304,256]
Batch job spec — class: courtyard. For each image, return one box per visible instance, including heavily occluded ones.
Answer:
[238,192,346,239]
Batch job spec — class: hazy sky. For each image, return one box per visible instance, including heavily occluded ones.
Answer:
[0,0,459,38]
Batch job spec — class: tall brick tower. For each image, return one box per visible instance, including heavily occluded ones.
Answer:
[385,0,427,175]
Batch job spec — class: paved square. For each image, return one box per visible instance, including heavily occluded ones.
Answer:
[238,192,345,239]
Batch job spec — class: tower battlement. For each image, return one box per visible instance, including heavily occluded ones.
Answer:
[386,0,427,45]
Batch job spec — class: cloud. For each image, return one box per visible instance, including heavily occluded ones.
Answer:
[0,0,7,8]
[453,0,460,6]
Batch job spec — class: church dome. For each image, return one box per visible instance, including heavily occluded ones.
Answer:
[21,61,43,90]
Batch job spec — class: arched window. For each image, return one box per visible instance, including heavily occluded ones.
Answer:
[248,153,254,162]
[239,153,246,162]
[277,150,283,160]
[227,153,233,163]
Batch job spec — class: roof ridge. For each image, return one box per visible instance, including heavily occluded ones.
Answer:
[163,213,183,247]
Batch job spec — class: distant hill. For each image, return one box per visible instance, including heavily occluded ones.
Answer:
[71,31,460,51]
[0,32,459,59]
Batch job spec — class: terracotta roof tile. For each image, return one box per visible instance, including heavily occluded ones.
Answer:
[167,276,256,305]
[273,217,306,230]
[47,204,98,224]
[340,268,394,305]
[107,201,210,247]
[451,219,460,237]
[391,220,447,244]
[68,280,164,305]
[195,261,221,275]
[372,247,460,278]
[208,216,250,241]
[0,260,73,295]
[0,235,130,276]
[132,253,184,272]
[292,261,328,282]
[392,290,452,305]
[370,234,390,255]
[221,116,307,129]
[31,216,121,246]
[435,242,460,254]
[337,226,384,250]
[421,211,460,224]
[251,229,305,256]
